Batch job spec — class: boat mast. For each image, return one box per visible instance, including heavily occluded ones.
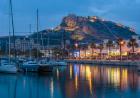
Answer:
[9,0,16,60]
[36,9,39,59]
[29,24,32,59]
[40,18,44,58]
[8,0,11,62]
[47,34,50,58]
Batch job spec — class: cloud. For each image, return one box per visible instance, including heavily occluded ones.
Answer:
[87,0,140,33]
[135,0,140,4]
[88,7,110,16]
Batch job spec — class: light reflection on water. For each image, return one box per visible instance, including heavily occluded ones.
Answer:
[0,64,140,98]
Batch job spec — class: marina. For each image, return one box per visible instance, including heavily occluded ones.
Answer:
[0,0,140,98]
[0,58,67,73]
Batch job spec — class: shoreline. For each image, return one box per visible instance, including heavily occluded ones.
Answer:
[65,59,140,71]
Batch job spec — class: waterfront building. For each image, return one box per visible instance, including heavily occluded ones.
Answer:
[10,37,40,51]
[71,39,130,59]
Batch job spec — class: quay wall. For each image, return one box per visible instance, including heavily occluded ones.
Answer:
[65,59,140,67]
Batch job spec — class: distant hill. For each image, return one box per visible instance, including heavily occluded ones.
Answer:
[0,14,138,46]
[59,14,137,41]
[31,14,137,44]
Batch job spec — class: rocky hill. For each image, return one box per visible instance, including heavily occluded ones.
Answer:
[32,14,137,44]
[58,14,137,41]
[1,14,138,46]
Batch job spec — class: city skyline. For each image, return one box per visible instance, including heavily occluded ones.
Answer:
[0,0,140,36]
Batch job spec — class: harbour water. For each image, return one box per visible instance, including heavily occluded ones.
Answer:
[0,64,140,98]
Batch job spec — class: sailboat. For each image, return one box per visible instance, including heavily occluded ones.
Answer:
[21,9,40,72]
[0,0,18,74]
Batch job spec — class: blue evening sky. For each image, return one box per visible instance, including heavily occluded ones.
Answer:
[0,0,140,36]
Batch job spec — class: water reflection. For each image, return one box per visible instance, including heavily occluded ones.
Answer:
[0,64,140,98]
[65,64,140,98]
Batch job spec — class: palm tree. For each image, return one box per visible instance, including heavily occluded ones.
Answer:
[90,42,96,57]
[52,47,63,59]
[128,38,139,53]
[31,48,43,58]
[71,44,76,58]
[98,43,104,60]
[81,44,88,59]
[74,42,80,58]
[127,38,139,61]
[77,44,82,58]
[67,44,77,59]
[106,40,114,60]
[117,38,125,61]
[66,44,71,58]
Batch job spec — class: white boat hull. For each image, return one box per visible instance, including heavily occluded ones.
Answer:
[0,65,18,74]
[21,60,39,72]
[47,61,67,66]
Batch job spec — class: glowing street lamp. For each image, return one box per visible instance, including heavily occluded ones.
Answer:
[75,43,78,49]
[117,38,125,61]
[120,41,125,46]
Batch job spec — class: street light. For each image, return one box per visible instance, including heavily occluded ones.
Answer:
[75,43,78,49]
[118,39,125,61]
[120,41,125,45]
[74,43,79,59]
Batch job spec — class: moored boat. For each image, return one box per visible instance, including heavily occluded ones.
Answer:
[38,60,54,74]
[21,60,39,72]
[55,61,67,66]
[38,65,54,74]
[0,0,18,74]
[42,60,67,66]
[0,60,18,74]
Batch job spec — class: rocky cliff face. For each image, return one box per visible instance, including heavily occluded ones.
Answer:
[31,14,137,45]
[54,14,137,42]
[0,15,138,49]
